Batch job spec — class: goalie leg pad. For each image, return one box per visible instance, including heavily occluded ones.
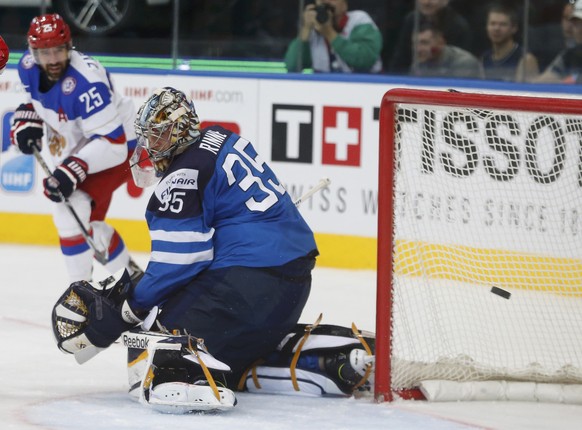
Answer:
[124,330,236,412]
[242,323,375,396]
[245,348,373,397]
[245,365,349,397]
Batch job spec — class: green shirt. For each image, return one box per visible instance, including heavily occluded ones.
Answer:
[284,11,383,73]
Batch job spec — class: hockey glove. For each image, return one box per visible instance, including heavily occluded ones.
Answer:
[83,290,145,349]
[52,269,148,354]
[0,36,8,74]
[10,103,44,154]
[43,156,88,202]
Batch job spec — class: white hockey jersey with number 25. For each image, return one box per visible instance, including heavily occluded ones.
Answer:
[17,49,136,173]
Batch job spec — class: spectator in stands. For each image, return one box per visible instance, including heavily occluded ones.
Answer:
[284,0,383,73]
[533,0,582,83]
[412,22,483,79]
[389,0,472,75]
[562,0,577,49]
[481,3,539,82]
[529,0,577,71]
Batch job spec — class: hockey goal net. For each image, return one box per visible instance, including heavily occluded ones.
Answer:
[375,88,582,403]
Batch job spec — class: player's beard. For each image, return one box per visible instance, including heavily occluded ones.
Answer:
[43,60,67,81]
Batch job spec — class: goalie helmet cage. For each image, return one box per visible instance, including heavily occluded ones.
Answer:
[375,88,582,403]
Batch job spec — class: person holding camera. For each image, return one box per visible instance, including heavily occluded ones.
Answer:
[284,0,383,73]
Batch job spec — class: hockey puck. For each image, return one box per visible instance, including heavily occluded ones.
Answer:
[491,286,511,299]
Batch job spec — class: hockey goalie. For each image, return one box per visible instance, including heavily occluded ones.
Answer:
[50,86,375,413]
[52,270,375,413]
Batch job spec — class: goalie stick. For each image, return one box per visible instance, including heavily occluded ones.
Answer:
[32,147,109,265]
[72,177,332,364]
[294,177,331,207]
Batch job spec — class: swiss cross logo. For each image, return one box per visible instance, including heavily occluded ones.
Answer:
[321,106,361,166]
[270,104,362,166]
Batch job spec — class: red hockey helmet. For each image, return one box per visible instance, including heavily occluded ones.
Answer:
[27,14,72,49]
[0,36,8,73]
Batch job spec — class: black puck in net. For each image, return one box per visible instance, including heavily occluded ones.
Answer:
[491,286,511,299]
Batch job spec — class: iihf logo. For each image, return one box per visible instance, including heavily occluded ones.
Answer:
[0,111,35,193]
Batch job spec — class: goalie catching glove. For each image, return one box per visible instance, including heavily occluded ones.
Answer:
[10,103,44,154]
[52,269,149,355]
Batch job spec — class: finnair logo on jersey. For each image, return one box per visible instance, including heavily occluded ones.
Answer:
[271,104,362,166]
[156,168,199,202]
[162,169,199,189]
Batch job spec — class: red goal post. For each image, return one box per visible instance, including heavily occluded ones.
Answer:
[375,88,582,403]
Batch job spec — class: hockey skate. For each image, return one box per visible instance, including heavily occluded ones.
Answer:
[323,348,375,395]
[242,321,375,397]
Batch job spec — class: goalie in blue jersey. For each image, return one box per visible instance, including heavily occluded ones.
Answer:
[51,87,375,413]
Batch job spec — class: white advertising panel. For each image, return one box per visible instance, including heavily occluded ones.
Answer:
[257,79,384,237]
[394,104,582,258]
[0,70,259,221]
[1,65,579,266]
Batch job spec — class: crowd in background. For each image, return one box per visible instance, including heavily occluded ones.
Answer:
[0,0,580,83]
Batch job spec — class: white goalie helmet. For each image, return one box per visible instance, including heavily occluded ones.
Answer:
[131,87,201,187]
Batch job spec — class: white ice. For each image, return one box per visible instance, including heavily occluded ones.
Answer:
[2,243,582,429]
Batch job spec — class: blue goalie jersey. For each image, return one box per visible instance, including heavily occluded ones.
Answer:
[133,126,318,308]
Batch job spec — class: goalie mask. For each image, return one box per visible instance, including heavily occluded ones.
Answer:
[132,87,201,186]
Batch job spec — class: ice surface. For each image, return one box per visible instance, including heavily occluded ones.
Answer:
[2,244,582,429]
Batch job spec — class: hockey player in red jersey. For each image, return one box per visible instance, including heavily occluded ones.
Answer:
[10,14,141,282]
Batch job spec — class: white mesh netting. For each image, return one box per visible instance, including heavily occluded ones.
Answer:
[386,97,582,392]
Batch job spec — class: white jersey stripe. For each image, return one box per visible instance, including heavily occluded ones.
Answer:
[150,228,215,243]
[150,248,214,265]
